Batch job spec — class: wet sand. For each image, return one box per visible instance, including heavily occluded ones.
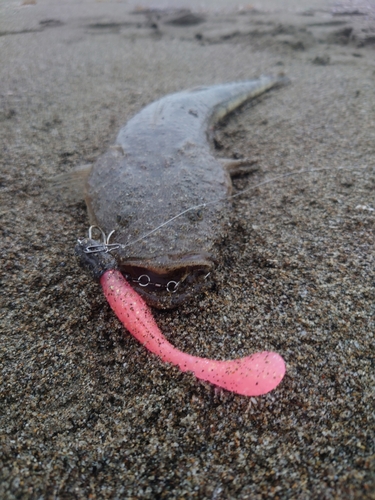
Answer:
[1,0,374,498]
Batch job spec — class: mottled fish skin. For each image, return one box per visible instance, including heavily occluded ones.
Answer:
[85,76,286,308]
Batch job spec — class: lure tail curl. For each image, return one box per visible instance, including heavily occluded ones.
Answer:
[100,269,286,397]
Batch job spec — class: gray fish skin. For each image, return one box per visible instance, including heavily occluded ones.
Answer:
[85,76,286,308]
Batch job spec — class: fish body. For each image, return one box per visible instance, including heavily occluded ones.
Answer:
[85,77,285,308]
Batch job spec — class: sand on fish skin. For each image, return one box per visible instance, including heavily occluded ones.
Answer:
[1,0,374,498]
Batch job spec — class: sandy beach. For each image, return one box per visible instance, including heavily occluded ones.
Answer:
[1,0,374,498]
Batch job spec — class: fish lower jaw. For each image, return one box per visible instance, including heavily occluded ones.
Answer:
[120,262,214,309]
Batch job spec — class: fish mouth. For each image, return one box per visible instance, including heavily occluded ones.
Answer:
[119,254,215,309]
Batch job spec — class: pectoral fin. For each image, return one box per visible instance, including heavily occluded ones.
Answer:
[46,164,92,202]
[219,158,259,178]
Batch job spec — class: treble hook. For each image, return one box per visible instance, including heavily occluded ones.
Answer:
[82,226,121,254]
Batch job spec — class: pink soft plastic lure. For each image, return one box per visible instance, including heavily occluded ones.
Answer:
[100,269,286,396]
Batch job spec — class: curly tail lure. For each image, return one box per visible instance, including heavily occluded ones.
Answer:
[75,236,286,397]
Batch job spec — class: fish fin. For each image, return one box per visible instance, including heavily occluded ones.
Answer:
[219,158,259,178]
[46,164,91,202]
